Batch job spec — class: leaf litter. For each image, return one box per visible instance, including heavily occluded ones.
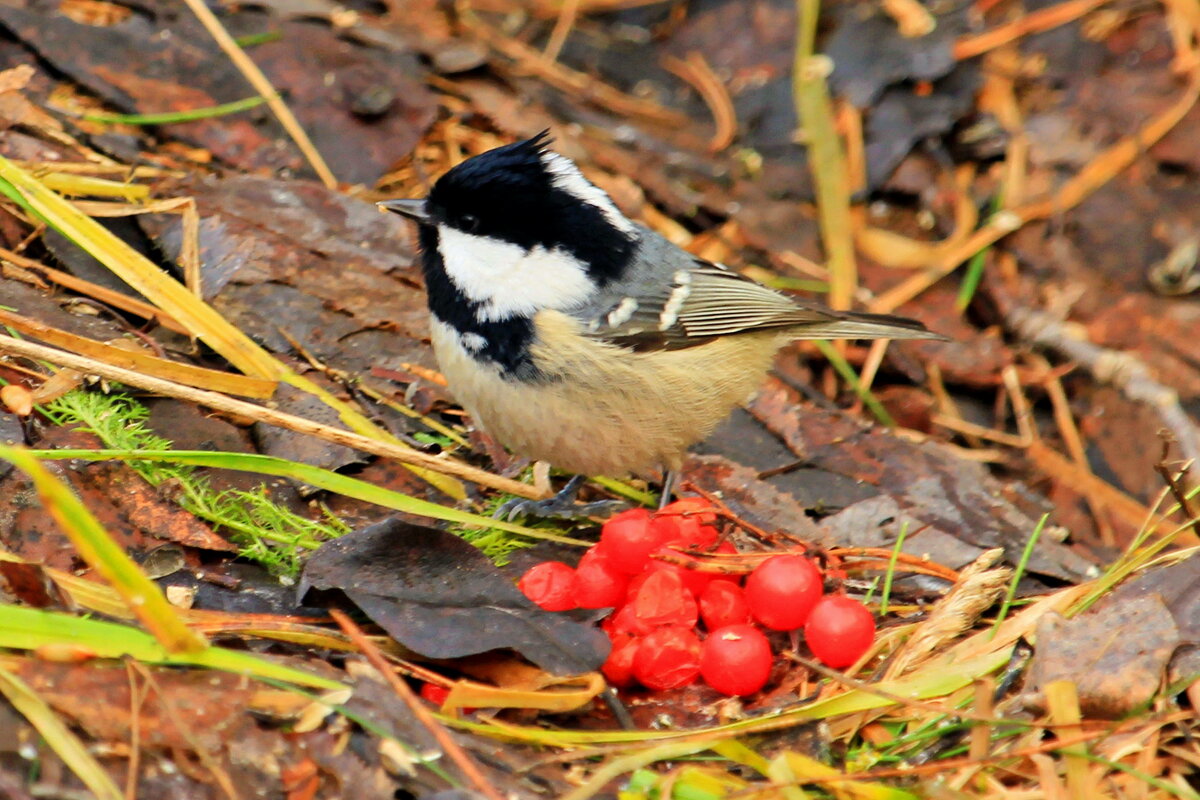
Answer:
[0,0,1197,797]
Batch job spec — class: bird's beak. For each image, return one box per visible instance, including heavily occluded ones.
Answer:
[376,198,430,224]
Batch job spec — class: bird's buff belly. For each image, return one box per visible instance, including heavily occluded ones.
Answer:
[430,315,781,477]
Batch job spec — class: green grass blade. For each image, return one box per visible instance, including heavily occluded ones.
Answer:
[0,664,124,800]
[0,605,342,691]
[27,448,590,546]
[78,95,267,125]
[0,444,207,653]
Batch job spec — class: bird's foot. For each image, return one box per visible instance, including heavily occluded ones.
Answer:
[494,475,627,521]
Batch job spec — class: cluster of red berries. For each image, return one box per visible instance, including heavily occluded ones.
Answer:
[517,497,877,696]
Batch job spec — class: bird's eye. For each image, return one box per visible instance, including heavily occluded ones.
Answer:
[460,214,481,233]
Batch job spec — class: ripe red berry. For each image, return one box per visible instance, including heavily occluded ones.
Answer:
[573,547,629,608]
[632,627,702,690]
[607,602,654,637]
[518,561,577,611]
[745,555,823,630]
[600,509,666,574]
[699,580,751,630]
[805,595,876,669]
[419,682,450,706]
[653,497,719,549]
[700,624,772,696]
[646,547,716,598]
[601,633,640,687]
[628,569,698,629]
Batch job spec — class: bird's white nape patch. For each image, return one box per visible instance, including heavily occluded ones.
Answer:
[540,153,637,237]
[437,224,595,320]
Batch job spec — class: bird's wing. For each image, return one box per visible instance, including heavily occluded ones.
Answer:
[582,257,937,351]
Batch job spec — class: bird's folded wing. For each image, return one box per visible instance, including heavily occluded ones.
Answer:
[582,260,936,351]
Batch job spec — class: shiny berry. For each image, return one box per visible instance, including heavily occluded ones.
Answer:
[699,580,751,630]
[600,509,667,574]
[628,569,698,629]
[805,595,876,669]
[745,555,823,630]
[700,624,772,696]
[646,547,716,597]
[601,633,640,687]
[419,682,450,706]
[653,497,719,549]
[607,603,654,637]
[518,561,577,611]
[632,627,702,690]
[573,547,629,608]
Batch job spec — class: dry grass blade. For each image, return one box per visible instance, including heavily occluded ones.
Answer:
[0,308,275,399]
[868,74,1200,313]
[456,0,689,126]
[330,609,507,800]
[178,0,337,189]
[0,445,207,653]
[0,246,189,334]
[0,664,124,800]
[0,333,542,499]
[794,0,856,311]
[661,51,738,152]
[0,154,282,379]
[884,548,1012,679]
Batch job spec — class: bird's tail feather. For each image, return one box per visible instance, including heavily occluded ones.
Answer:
[787,311,947,342]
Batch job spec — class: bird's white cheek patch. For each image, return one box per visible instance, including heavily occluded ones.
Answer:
[437,225,594,319]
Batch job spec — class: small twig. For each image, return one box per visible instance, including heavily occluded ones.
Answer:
[678,480,801,546]
[1154,439,1198,535]
[457,0,688,126]
[954,0,1108,60]
[0,333,543,499]
[541,0,580,62]
[330,609,506,800]
[881,0,936,36]
[179,0,337,189]
[0,247,188,334]
[1006,305,1200,470]
[661,51,738,152]
[868,76,1200,312]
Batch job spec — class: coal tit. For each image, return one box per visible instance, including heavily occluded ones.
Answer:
[380,132,942,513]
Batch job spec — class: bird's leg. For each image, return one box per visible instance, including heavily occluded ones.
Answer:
[495,474,627,521]
[658,469,678,510]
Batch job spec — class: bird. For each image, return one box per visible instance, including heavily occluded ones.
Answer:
[379,131,943,517]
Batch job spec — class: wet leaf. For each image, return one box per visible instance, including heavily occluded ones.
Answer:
[300,518,609,675]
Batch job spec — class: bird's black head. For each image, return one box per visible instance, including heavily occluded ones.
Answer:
[419,131,638,285]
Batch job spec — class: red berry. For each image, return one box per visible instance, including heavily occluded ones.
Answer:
[628,569,698,629]
[518,561,578,611]
[653,497,719,549]
[419,682,450,706]
[601,633,640,687]
[646,547,716,597]
[705,540,743,586]
[805,595,876,669]
[573,547,630,608]
[632,627,702,690]
[600,509,667,574]
[607,603,654,637]
[699,580,751,630]
[700,624,772,696]
[745,555,823,630]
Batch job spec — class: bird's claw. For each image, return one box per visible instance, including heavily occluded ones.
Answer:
[494,496,626,521]
[493,474,627,520]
